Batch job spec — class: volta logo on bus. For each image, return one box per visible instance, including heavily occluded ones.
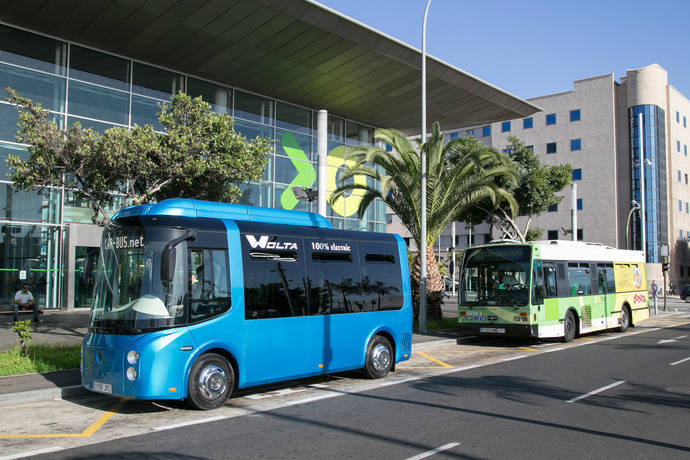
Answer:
[245,235,297,250]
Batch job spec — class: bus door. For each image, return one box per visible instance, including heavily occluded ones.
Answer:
[596,263,615,320]
[240,234,317,385]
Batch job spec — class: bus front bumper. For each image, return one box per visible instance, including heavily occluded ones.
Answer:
[457,323,538,338]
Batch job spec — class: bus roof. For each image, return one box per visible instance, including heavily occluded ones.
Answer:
[112,199,333,229]
[532,240,645,263]
[472,240,645,263]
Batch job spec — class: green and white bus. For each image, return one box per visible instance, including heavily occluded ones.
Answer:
[458,240,649,342]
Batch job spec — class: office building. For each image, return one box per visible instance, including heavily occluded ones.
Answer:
[405,64,688,284]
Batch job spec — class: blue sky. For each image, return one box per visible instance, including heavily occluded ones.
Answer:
[316,0,690,100]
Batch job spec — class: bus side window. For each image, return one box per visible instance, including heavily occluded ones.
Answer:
[568,263,590,296]
[358,241,403,311]
[543,263,558,298]
[188,248,231,323]
[242,236,308,319]
[307,241,361,315]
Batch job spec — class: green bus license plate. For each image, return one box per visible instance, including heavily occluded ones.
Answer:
[93,382,112,394]
[480,327,505,334]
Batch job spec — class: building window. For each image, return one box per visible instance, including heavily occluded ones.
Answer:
[679,170,682,182]
[547,204,558,212]
[572,169,582,181]
[465,129,475,137]
[570,139,581,151]
[483,125,491,136]
[523,117,533,129]
[680,200,683,212]
[546,113,556,125]
[686,202,689,214]
[678,140,681,152]
[502,148,511,154]
[501,121,511,132]
[526,145,534,151]
[385,144,392,152]
[570,109,581,122]
[685,173,688,185]
[450,132,459,140]
[547,230,558,240]
[546,142,557,154]
[685,116,687,128]
[677,111,681,123]
[685,145,688,156]
[577,229,583,241]
[577,199,582,210]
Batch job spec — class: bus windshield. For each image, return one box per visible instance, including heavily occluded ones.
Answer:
[460,245,531,306]
[89,221,188,334]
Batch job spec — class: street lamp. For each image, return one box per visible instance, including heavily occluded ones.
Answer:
[419,0,432,334]
[626,200,641,250]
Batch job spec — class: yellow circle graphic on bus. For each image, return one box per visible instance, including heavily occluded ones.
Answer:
[632,266,642,289]
[327,145,366,217]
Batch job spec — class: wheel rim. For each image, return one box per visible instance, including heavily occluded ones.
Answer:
[197,364,227,401]
[371,344,391,372]
[622,309,628,327]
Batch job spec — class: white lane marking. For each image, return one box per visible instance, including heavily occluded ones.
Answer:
[153,415,226,431]
[0,446,65,460]
[542,347,565,353]
[566,380,626,403]
[670,357,690,366]
[405,442,460,460]
[658,334,687,344]
[502,355,526,362]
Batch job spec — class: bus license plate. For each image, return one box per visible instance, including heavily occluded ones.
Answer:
[93,382,112,394]
[480,327,505,334]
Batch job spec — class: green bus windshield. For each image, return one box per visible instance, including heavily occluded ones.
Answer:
[460,245,531,307]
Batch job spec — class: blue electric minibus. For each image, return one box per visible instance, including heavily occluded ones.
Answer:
[82,199,412,409]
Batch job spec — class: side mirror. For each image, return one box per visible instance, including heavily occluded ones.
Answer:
[160,229,196,284]
[160,245,176,284]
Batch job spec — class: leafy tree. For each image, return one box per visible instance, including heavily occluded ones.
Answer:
[465,135,571,242]
[6,89,270,224]
[329,122,517,320]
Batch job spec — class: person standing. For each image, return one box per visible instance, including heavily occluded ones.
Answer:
[650,280,658,315]
[14,284,39,324]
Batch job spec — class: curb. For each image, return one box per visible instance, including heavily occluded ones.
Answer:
[0,384,87,404]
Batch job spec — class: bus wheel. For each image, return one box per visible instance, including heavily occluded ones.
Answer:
[363,336,393,379]
[618,306,631,332]
[187,353,234,410]
[562,311,576,343]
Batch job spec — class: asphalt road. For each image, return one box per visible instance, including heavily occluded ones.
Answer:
[33,322,690,460]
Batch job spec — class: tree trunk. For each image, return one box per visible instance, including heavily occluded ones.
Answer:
[410,245,444,323]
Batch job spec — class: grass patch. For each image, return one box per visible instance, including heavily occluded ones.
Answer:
[415,316,458,332]
[0,344,80,377]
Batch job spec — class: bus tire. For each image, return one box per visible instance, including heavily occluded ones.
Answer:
[187,353,234,410]
[562,311,576,343]
[362,335,393,379]
[618,305,631,332]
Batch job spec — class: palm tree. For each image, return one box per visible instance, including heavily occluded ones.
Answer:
[329,121,517,320]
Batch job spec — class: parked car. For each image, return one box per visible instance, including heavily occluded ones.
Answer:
[681,284,690,302]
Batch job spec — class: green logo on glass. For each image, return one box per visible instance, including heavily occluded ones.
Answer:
[279,133,365,217]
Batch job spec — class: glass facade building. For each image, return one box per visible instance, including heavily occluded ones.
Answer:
[629,105,667,263]
[0,23,384,309]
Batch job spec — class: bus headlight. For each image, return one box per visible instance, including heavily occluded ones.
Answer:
[126,366,138,381]
[127,350,139,365]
